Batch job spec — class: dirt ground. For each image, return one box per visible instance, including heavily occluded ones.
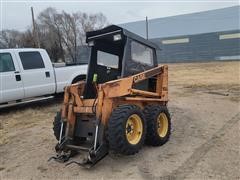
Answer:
[0,61,239,180]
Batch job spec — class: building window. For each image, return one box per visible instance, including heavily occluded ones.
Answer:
[219,33,240,40]
[161,38,189,44]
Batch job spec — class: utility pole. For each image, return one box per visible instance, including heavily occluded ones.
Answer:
[146,16,149,40]
[31,7,40,48]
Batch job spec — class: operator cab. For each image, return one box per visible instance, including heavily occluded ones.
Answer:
[84,25,159,98]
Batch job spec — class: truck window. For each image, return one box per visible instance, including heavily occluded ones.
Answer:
[131,41,153,66]
[19,51,45,70]
[0,53,15,73]
[97,51,119,69]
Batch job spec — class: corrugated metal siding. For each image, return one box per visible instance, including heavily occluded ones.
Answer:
[120,6,240,39]
[75,30,240,64]
[151,30,240,63]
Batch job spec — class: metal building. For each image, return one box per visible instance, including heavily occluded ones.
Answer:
[120,6,240,63]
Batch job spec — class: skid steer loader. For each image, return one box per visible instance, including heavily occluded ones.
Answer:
[49,25,171,168]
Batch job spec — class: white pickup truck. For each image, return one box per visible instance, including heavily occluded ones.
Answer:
[0,48,87,106]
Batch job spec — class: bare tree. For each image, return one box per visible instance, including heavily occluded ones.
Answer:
[0,7,108,63]
[53,11,108,62]
[56,11,78,62]
[0,30,22,48]
[37,7,65,62]
[20,30,35,48]
[75,12,108,46]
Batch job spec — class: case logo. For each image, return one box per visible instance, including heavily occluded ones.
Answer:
[133,74,145,83]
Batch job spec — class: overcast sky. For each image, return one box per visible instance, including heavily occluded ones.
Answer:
[1,0,239,31]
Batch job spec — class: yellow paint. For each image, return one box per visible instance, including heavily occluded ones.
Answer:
[125,114,143,145]
[157,113,169,138]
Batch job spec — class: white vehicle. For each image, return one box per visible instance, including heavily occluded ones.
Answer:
[0,48,88,106]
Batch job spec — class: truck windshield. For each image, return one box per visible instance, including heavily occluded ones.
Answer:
[97,51,119,69]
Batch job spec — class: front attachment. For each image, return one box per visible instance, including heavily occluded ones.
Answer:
[66,144,108,168]
[49,117,108,168]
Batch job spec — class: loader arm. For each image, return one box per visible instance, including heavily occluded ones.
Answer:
[102,65,168,101]
[61,64,168,121]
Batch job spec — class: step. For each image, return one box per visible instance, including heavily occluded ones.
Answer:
[66,144,90,152]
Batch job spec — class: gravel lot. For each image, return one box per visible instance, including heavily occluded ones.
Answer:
[0,61,239,180]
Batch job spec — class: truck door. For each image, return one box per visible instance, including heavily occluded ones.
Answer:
[17,50,55,98]
[0,52,24,103]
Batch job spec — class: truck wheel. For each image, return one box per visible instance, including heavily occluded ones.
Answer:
[72,75,86,84]
[144,105,171,146]
[53,111,66,141]
[107,105,146,155]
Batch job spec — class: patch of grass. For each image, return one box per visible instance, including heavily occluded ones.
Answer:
[0,129,9,145]
[169,61,240,88]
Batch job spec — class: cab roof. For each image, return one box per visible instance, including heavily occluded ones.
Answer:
[86,25,159,50]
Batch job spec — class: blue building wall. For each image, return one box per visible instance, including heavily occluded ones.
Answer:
[150,30,240,63]
[120,6,240,63]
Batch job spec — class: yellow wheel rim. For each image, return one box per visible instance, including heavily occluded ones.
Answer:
[157,113,169,138]
[125,114,143,145]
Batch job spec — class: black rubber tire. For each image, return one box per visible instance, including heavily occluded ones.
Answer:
[53,111,65,141]
[72,75,86,84]
[144,105,171,146]
[107,104,146,155]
